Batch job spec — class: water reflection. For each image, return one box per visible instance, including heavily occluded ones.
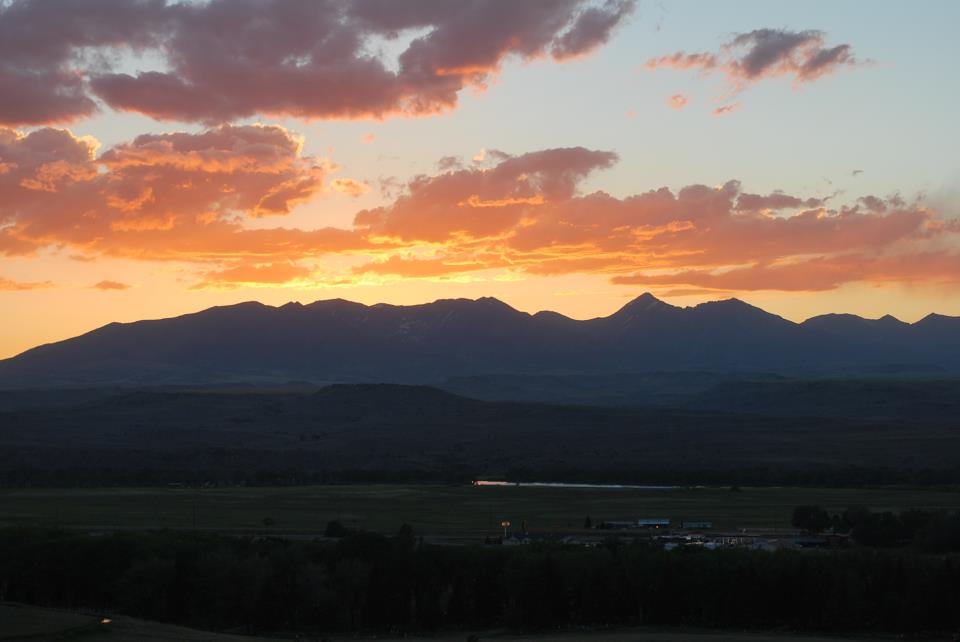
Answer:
[473,480,685,490]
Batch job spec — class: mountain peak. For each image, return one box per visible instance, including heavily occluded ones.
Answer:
[876,314,906,326]
[802,313,911,333]
[708,297,749,307]
[475,296,516,309]
[915,312,960,327]
[617,292,673,313]
[634,292,661,303]
[427,296,522,314]
[691,297,792,327]
[693,297,765,314]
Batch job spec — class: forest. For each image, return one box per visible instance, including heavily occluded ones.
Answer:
[2,514,960,637]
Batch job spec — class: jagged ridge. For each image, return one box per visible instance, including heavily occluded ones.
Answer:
[0,294,958,387]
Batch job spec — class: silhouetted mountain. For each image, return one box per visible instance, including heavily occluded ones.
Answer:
[1,294,959,387]
[802,313,911,344]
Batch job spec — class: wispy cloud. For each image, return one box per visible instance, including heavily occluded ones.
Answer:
[0,275,54,291]
[713,103,741,116]
[668,94,688,110]
[331,178,371,198]
[646,28,862,113]
[613,252,960,292]
[191,262,314,290]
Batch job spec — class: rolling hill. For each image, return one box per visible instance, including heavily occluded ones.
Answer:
[3,382,960,487]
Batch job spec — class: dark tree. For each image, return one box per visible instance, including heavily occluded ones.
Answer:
[792,505,831,532]
[324,520,350,538]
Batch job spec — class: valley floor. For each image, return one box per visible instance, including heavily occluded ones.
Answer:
[2,484,959,538]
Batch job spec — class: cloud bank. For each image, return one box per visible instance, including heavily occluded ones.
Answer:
[2,126,955,292]
[0,0,634,126]
[352,149,956,292]
[0,124,378,266]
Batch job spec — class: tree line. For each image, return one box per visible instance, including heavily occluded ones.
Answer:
[792,505,960,550]
[2,525,960,636]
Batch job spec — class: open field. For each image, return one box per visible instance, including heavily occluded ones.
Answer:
[0,604,267,641]
[0,603,102,640]
[2,484,959,538]
[0,604,906,642]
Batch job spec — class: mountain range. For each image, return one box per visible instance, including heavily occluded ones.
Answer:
[1,293,958,387]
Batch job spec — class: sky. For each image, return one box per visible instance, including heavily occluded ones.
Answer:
[2,0,959,359]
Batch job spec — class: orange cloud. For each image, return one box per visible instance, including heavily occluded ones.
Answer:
[668,94,688,110]
[458,194,546,208]
[331,178,371,198]
[0,124,377,266]
[0,275,54,291]
[0,0,634,126]
[92,280,131,290]
[348,152,958,292]
[356,147,618,242]
[4,129,957,293]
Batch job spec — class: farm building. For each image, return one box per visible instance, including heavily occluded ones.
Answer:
[680,520,714,529]
[638,518,670,528]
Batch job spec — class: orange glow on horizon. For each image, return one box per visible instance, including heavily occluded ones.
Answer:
[1,3,958,362]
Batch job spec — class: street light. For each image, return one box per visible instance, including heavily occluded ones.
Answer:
[501,520,511,539]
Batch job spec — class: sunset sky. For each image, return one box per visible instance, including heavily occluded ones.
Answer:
[2,0,959,359]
